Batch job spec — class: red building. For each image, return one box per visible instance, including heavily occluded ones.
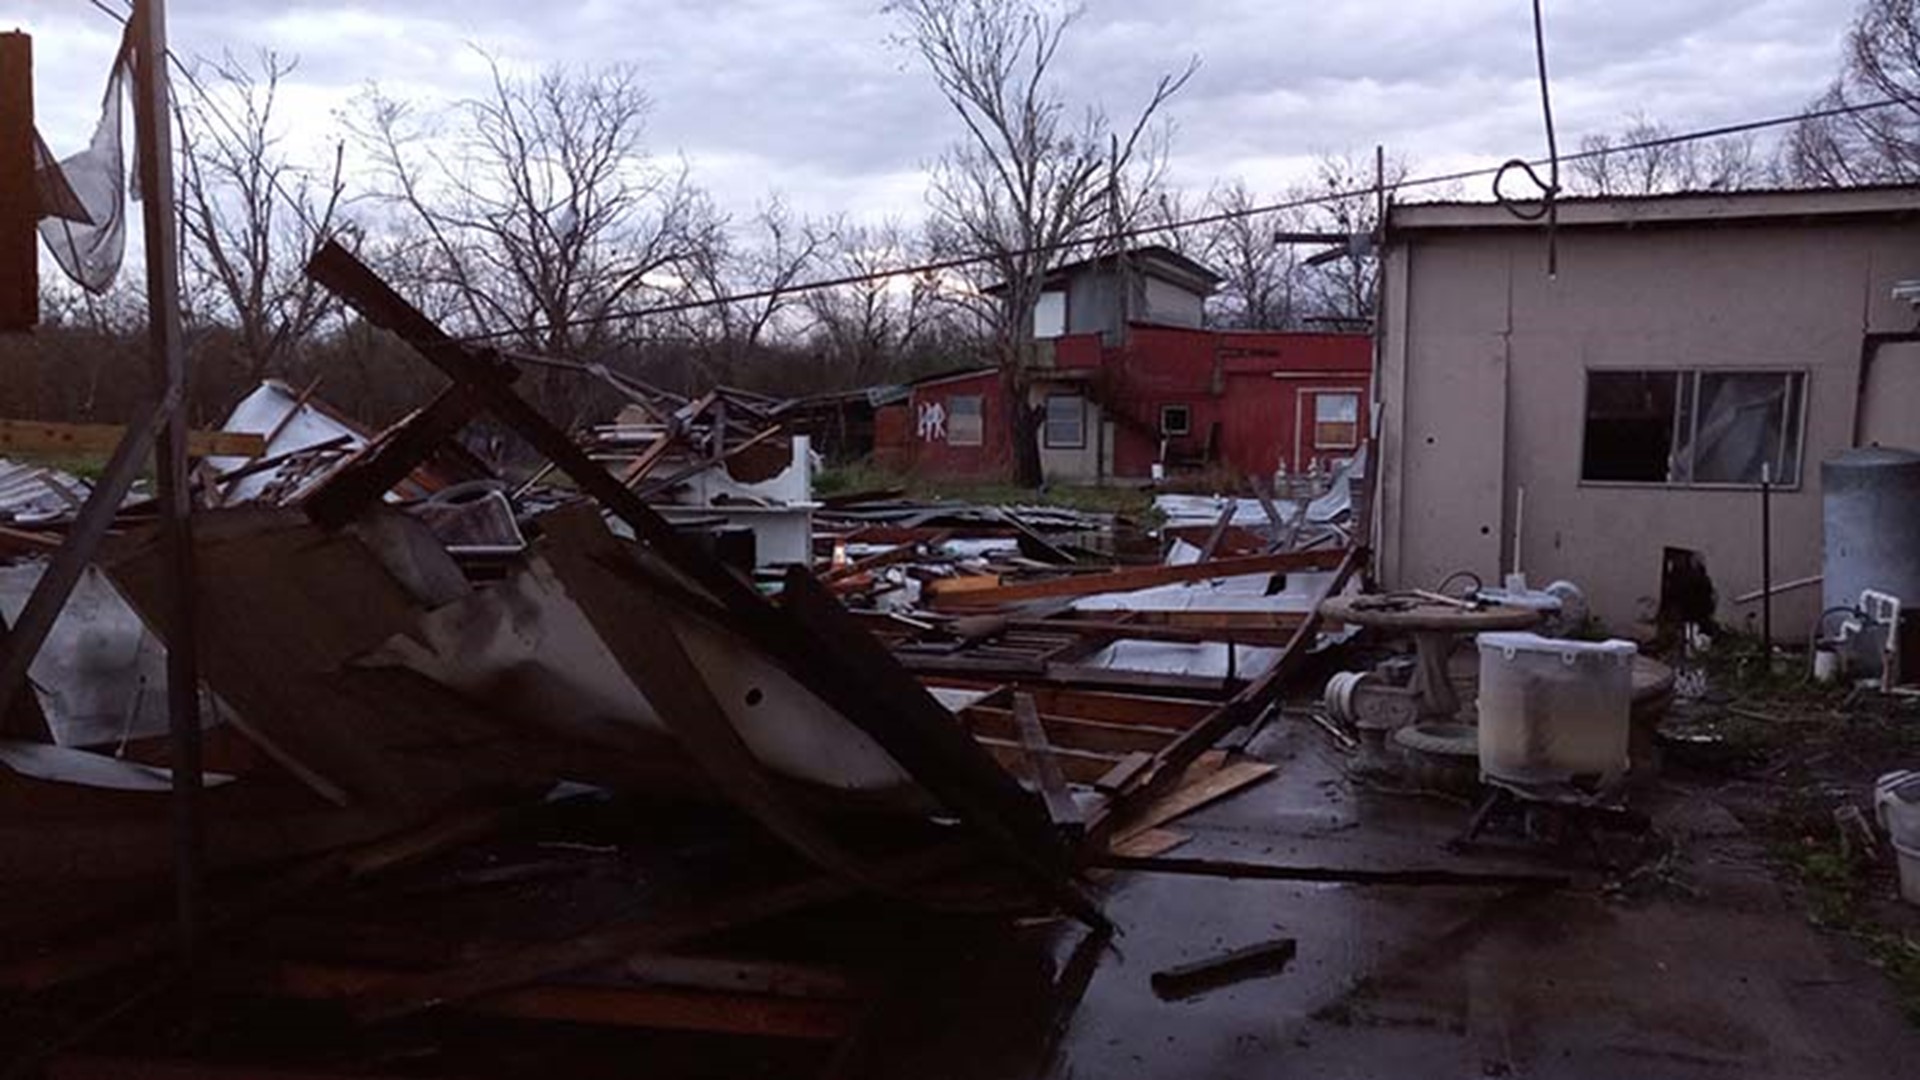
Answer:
[882,247,1372,483]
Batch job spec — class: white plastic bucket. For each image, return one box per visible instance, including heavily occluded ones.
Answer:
[1896,842,1920,907]
[1875,771,1920,906]
[1475,632,1636,785]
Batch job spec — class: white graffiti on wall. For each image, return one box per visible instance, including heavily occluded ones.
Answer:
[916,400,947,442]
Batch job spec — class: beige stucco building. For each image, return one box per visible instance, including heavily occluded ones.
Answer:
[1374,186,1920,640]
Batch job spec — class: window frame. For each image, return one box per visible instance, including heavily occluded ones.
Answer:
[1032,289,1067,339]
[1577,366,1810,491]
[1160,403,1192,437]
[1042,393,1087,450]
[1310,391,1363,451]
[946,394,984,447]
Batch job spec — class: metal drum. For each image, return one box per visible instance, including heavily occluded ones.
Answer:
[1823,446,1920,616]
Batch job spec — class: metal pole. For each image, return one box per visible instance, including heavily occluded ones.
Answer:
[129,0,206,964]
[1760,463,1773,657]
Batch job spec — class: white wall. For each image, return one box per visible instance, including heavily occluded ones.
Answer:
[1379,218,1920,639]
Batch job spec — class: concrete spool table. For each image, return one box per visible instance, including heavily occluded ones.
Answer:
[1317,593,1544,720]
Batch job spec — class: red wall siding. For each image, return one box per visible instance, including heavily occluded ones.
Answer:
[892,329,1369,482]
[903,370,1011,479]
[1105,326,1370,479]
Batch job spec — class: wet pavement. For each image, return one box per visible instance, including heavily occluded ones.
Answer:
[957,720,1920,1080]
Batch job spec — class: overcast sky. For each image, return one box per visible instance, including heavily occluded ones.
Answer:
[12,0,1854,227]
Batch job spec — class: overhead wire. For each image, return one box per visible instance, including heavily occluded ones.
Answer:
[75,0,1917,349]
[1495,0,1562,275]
[449,91,1913,346]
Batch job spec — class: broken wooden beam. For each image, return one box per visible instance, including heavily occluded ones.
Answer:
[274,963,857,1041]
[0,417,264,459]
[1100,546,1365,833]
[1091,853,1571,889]
[1150,938,1297,1000]
[1197,503,1235,562]
[302,387,484,528]
[1012,692,1084,838]
[927,549,1344,608]
[348,843,980,1023]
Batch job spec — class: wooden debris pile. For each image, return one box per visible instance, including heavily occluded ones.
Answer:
[0,242,1390,1077]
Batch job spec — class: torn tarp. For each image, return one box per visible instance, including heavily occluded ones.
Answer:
[35,23,134,294]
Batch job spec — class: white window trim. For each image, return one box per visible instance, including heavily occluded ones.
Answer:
[1042,393,1086,450]
[1291,385,1367,467]
[1160,403,1192,437]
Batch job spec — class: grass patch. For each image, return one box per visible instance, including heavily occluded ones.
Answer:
[1774,828,1920,1023]
[816,462,1159,520]
[1,450,115,483]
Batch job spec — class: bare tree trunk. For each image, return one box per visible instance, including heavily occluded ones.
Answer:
[1004,365,1042,487]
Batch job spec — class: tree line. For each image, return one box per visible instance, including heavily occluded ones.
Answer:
[9,0,1919,481]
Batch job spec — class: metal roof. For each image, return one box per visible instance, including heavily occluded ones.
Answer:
[1388,184,1920,233]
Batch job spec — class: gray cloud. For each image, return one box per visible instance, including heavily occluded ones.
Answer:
[15,0,1853,225]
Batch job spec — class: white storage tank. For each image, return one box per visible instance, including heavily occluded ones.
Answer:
[1823,446,1920,616]
[1475,632,1637,787]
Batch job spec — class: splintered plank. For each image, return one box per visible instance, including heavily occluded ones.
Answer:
[1108,759,1276,846]
[926,549,1344,608]
[960,706,1181,756]
[274,964,857,1041]
[347,845,976,1023]
[303,388,481,527]
[1012,692,1084,837]
[979,738,1123,786]
[1107,827,1189,859]
[1090,855,1570,890]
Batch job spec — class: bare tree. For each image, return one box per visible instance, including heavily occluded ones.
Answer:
[803,218,950,385]
[1568,112,1764,195]
[174,51,347,391]
[668,197,825,387]
[347,53,720,422]
[891,0,1195,486]
[1194,181,1297,330]
[1289,150,1406,328]
[1783,0,1920,186]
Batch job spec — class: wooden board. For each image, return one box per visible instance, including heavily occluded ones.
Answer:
[961,706,1180,757]
[1108,827,1189,859]
[980,738,1122,786]
[273,963,856,1040]
[0,418,265,458]
[1110,760,1276,845]
[927,549,1345,608]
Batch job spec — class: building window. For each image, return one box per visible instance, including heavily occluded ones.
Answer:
[1043,394,1086,449]
[948,394,984,446]
[1032,290,1066,338]
[1160,404,1191,437]
[1313,392,1361,449]
[1580,369,1806,486]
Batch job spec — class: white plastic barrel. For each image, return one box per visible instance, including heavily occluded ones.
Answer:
[1475,632,1637,786]
[1874,771,1920,906]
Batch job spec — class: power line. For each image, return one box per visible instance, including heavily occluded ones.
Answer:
[74,0,1917,349]
[449,91,1912,346]
[1502,0,1563,275]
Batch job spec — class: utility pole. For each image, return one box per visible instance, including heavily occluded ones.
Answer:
[128,0,206,965]
[0,31,35,331]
